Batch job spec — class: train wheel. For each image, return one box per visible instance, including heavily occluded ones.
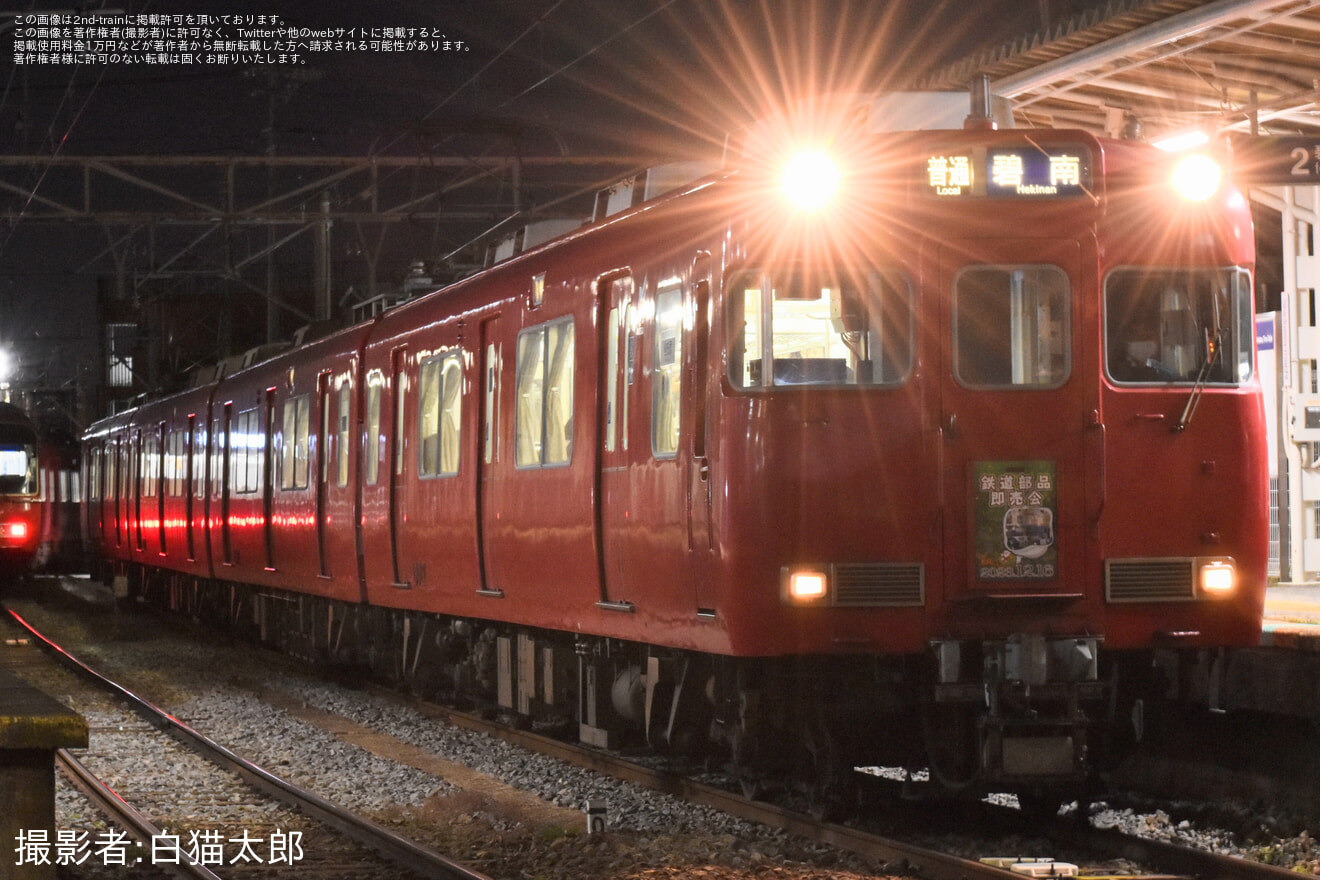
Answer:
[922,702,981,792]
[802,717,857,822]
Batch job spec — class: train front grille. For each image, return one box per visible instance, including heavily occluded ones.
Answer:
[833,563,925,607]
[1105,558,1196,602]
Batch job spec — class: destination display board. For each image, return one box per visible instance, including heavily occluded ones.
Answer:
[924,145,1092,198]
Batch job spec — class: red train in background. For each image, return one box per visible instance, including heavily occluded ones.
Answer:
[0,401,78,581]
[81,95,1268,811]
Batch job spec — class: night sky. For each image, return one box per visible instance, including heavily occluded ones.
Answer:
[0,0,1096,424]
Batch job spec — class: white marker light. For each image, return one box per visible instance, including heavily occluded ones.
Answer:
[781,150,840,211]
[1172,154,1221,201]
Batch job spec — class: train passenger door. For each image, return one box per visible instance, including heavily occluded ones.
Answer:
[263,390,276,570]
[220,404,233,566]
[596,272,634,606]
[938,239,1089,603]
[685,257,715,611]
[316,372,331,577]
[388,347,409,586]
[185,414,197,561]
[477,315,503,595]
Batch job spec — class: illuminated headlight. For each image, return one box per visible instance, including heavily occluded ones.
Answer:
[780,150,840,211]
[782,567,830,604]
[1198,559,1235,596]
[1172,154,1221,201]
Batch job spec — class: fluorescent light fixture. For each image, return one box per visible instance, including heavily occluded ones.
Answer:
[1152,129,1209,152]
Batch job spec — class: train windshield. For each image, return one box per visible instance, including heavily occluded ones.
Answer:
[727,267,913,388]
[0,424,37,495]
[1105,267,1253,385]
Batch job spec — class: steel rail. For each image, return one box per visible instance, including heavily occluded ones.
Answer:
[386,687,1021,880]
[5,607,493,880]
[54,748,226,880]
[398,685,1312,880]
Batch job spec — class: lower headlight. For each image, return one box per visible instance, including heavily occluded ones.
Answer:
[782,567,829,604]
[1198,559,1235,596]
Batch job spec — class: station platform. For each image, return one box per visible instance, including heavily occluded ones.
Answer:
[0,666,89,880]
[1262,583,1320,651]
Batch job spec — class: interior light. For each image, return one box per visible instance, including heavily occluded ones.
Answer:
[1152,129,1209,152]
[1199,560,1235,595]
[1172,154,1221,201]
[780,150,840,211]
[785,568,829,603]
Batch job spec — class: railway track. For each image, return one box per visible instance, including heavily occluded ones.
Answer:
[2,604,492,880]
[380,683,1310,880]
[5,589,1311,880]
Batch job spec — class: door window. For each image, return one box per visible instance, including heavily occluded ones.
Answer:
[953,265,1070,388]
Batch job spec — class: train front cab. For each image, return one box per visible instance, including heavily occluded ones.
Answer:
[0,405,44,576]
[714,130,1267,799]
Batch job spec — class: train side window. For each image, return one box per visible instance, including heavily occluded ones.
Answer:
[727,267,913,389]
[440,355,462,474]
[88,448,101,502]
[365,371,383,485]
[953,265,1070,389]
[104,445,114,502]
[211,416,224,499]
[418,351,463,478]
[652,283,683,457]
[336,385,351,488]
[603,274,636,454]
[228,408,262,494]
[280,394,311,490]
[419,357,440,475]
[227,411,243,494]
[140,433,159,499]
[515,317,575,468]
[162,431,175,497]
[484,342,500,464]
[1105,267,1253,385]
[192,422,206,500]
[605,306,620,453]
[168,429,189,498]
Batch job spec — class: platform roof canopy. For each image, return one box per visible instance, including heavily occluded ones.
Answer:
[918,0,1320,145]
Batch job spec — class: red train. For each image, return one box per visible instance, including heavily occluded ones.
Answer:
[81,101,1267,811]
[0,401,73,580]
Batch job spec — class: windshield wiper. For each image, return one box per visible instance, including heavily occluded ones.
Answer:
[1174,329,1220,432]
